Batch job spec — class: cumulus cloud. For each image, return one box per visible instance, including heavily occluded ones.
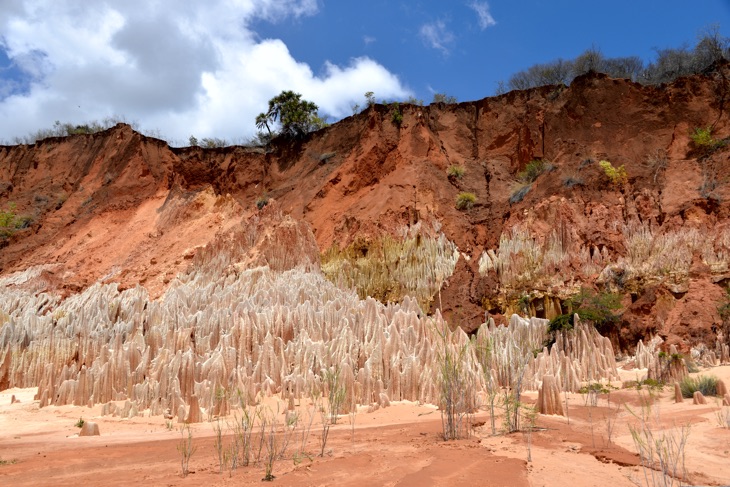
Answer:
[419,20,455,55]
[0,0,410,144]
[468,1,497,30]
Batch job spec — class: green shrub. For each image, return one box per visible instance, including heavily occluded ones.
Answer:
[0,203,22,239]
[547,288,622,338]
[455,192,476,210]
[690,126,719,148]
[390,102,403,127]
[446,165,465,179]
[680,375,719,398]
[75,417,85,428]
[599,160,628,186]
[517,159,549,183]
[690,126,726,157]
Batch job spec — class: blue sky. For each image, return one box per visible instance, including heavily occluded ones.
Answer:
[0,1,728,144]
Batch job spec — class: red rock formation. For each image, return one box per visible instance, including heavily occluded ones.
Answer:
[1,63,730,348]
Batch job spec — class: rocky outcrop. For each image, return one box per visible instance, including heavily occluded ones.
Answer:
[536,375,564,416]
[1,64,730,409]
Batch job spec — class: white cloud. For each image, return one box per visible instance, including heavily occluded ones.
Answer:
[0,0,410,144]
[419,20,455,55]
[363,35,376,46]
[468,1,496,30]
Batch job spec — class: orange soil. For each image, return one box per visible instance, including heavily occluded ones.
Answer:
[2,365,729,486]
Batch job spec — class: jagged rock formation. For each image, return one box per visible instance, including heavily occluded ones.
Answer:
[0,206,630,417]
[674,383,683,403]
[2,64,730,418]
[693,391,707,405]
[1,65,730,348]
[536,375,564,416]
[79,421,100,436]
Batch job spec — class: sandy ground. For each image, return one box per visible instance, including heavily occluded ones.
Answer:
[1,366,729,486]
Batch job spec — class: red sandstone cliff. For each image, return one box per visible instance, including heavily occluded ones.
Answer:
[1,64,729,350]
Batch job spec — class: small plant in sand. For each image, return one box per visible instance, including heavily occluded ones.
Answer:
[213,420,224,473]
[627,393,690,487]
[0,458,18,466]
[74,417,85,428]
[521,404,538,462]
[177,424,197,478]
[316,367,346,456]
[261,407,286,482]
[679,375,719,398]
[436,323,476,440]
[714,403,730,429]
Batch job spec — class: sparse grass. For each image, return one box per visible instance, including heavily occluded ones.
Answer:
[563,175,584,188]
[437,324,476,440]
[446,165,466,180]
[517,159,551,183]
[679,375,719,398]
[509,183,531,204]
[455,192,476,210]
[11,117,136,144]
[177,424,197,478]
[0,458,18,466]
[715,404,730,429]
[627,399,690,487]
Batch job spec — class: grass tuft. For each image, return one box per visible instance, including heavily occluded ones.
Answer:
[679,375,719,398]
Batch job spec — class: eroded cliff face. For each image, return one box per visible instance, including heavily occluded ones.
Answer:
[1,64,730,350]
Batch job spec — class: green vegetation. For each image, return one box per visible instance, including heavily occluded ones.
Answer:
[446,165,465,180]
[599,160,628,186]
[256,90,326,139]
[496,26,729,93]
[0,203,32,238]
[690,126,725,155]
[623,378,665,391]
[436,325,475,440]
[389,102,403,127]
[364,91,376,108]
[548,288,622,338]
[177,424,197,478]
[680,375,719,398]
[517,159,551,183]
[75,417,85,428]
[455,192,476,210]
